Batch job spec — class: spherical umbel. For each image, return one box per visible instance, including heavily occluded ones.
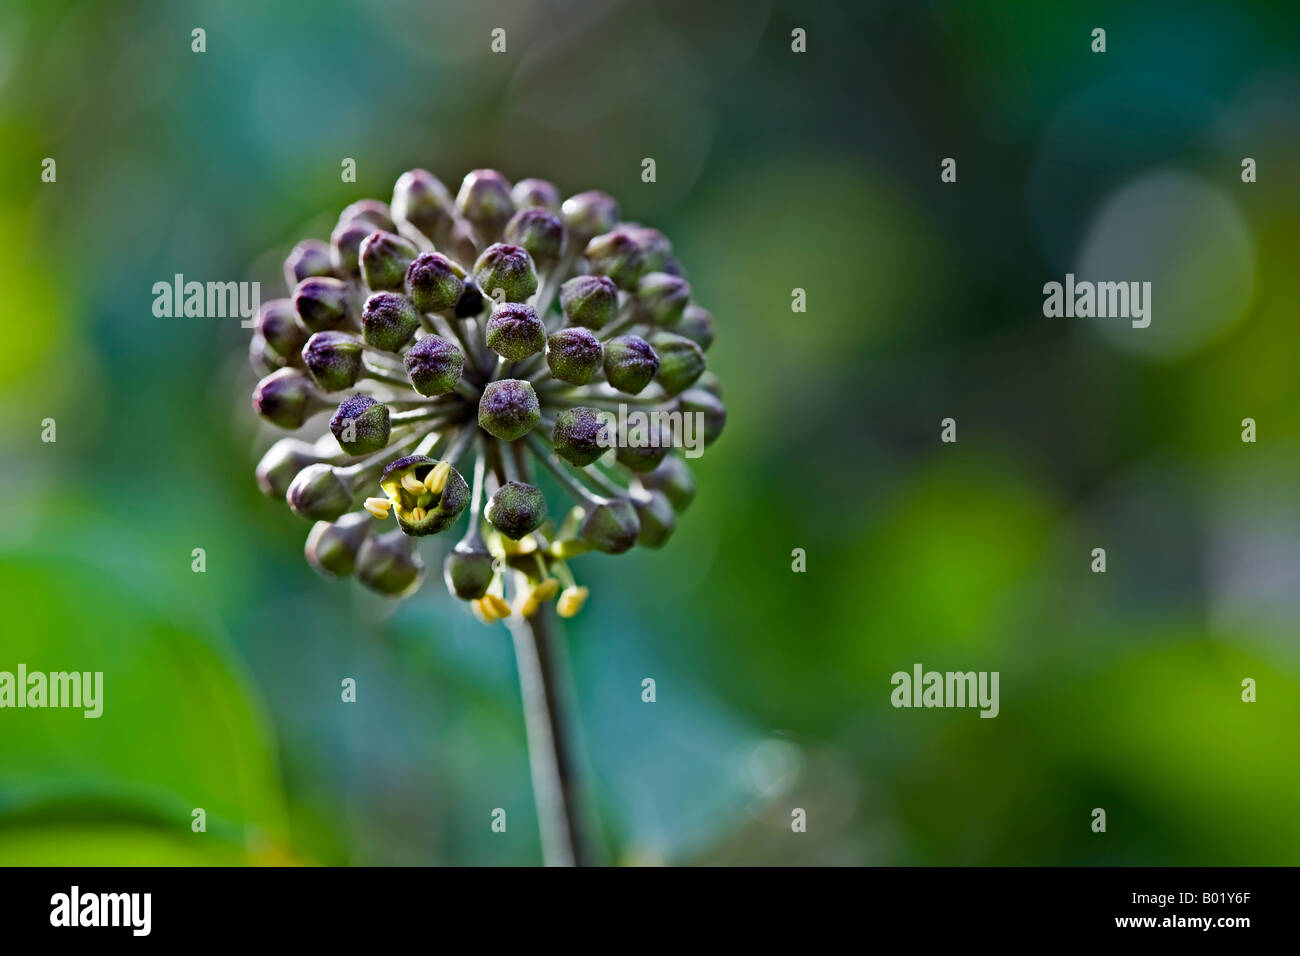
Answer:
[546,327,603,386]
[405,252,464,314]
[293,277,351,333]
[486,302,546,361]
[552,407,611,467]
[473,243,538,304]
[603,335,660,394]
[330,394,391,455]
[485,481,547,540]
[444,542,495,599]
[559,275,617,329]
[359,231,418,292]
[302,331,363,392]
[478,379,540,441]
[404,334,465,396]
[361,292,420,353]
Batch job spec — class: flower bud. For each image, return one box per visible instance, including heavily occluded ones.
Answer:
[456,169,514,239]
[283,239,333,290]
[625,226,675,274]
[379,455,470,536]
[478,379,540,441]
[330,394,391,455]
[486,480,547,539]
[558,274,617,329]
[512,178,562,211]
[580,498,640,554]
[634,490,676,548]
[293,276,351,333]
[302,331,364,392]
[504,207,564,266]
[356,527,424,597]
[361,292,420,353]
[391,169,453,242]
[249,334,282,375]
[636,272,690,326]
[546,327,602,385]
[256,298,308,365]
[603,334,659,394]
[404,334,465,396]
[444,541,495,599]
[305,512,371,577]
[287,463,352,521]
[640,455,696,511]
[585,229,645,290]
[454,280,486,318]
[359,231,418,292]
[473,243,538,303]
[678,388,726,446]
[552,407,611,467]
[255,437,327,498]
[405,252,464,313]
[695,369,722,399]
[649,330,705,396]
[339,199,397,234]
[253,368,324,429]
[676,303,715,351]
[561,190,619,244]
[615,419,671,473]
[330,219,372,277]
[485,302,545,360]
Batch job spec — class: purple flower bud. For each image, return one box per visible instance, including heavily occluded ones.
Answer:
[339,198,396,233]
[255,438,328,498]
[580,498,640,554]
[330,220,373,277]
[624,225,675,274]
[486,480,547,539]
[552,407,611,467]
[486,302,546,360]
[249,334,283,375]
[558,274,618,329]
[361,292,421,353]
[561,190,619,244]
[473,243,538,303]
[283,239,334,290]
[585,228,646,290]
[649,331,705,396]
[391,169,453,242]
[253,368,324,429]
[293,276,352,333]
[359,231,418,292]
[330,394,391,455]
[504,207,565,265]
[636,272,691,326]
[603,334,659,394]
[512,178,562,211]
[287,463,352,521]
[405,252,465,314]
[305,512,372,577]
[478,379,540,441]
[302,331,364,392]
[545,326,602,385]
[676,303,715,351]
[256,298,308,366]
[404,334,465,396]
[456,169,515,239]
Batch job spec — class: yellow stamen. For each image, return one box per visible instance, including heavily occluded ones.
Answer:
[484,593,512,619]
[557,585,589,618]
[425,461,451,494]
[363,497,392,519]
[401,473,426,495]
[410,506,428,522]
[471,599,492,623]
[533,578,560,602]
[550,540,589,559]
[520,593,541,618]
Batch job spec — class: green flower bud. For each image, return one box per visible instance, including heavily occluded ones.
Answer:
[634,490,676,548]
[249,334,283,375]
[545,326,602,385]
[456,169,514,239]
[559,274,617,329]
[329,219,372,277]
[561,190,619,244]
[677,303,715,351]
[405,252,464,313]
[356,527,424,597]
[391,169,453,242]
[485,480,547,539]
[478,379,541,441]
[255,437,327,498]
[695,369,722,399]
[444,541,495,599]
[253,368,325,429]
[305,512,371,577]
[552,406,611,467]
[287,463,352,520]
[339,199,397,233]
[293,276,351,333]
[302,330,364,392]
[640,455,696,511]
[615,418,671,473]
[585,229,645,290]
[283,239,333,290]
[359,231,418,292]
[636,272,690,326]
[361,292,420,353]
[473,243,538,303]
[403,334,465,396]
[486,302,545,360]
[678,388,726,446]
[603,334,659,394]
[649,330,705,396]
[511,178,562,211]
[504,207,564,265]
[256,298,308,365]
[454,280,486,318]
[330,394,391,455]
[625,225,675,274]
[379,455,470,536]
[580,498,640,554]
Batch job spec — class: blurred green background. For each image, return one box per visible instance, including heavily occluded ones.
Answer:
[2,0,1298,865]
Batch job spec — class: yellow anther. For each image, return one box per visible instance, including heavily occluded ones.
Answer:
[520,593,541,618]
[550,540,589,559]
[533,578,560,602]
[484,593,512,619]
[425,461,451,494]
[401,473,426,495]
[471,599,493,623]
[395,505,413,522]
[363,497,392,519]
[410,506,428,522]
[557,585,589,618]
[381,479,401,499]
